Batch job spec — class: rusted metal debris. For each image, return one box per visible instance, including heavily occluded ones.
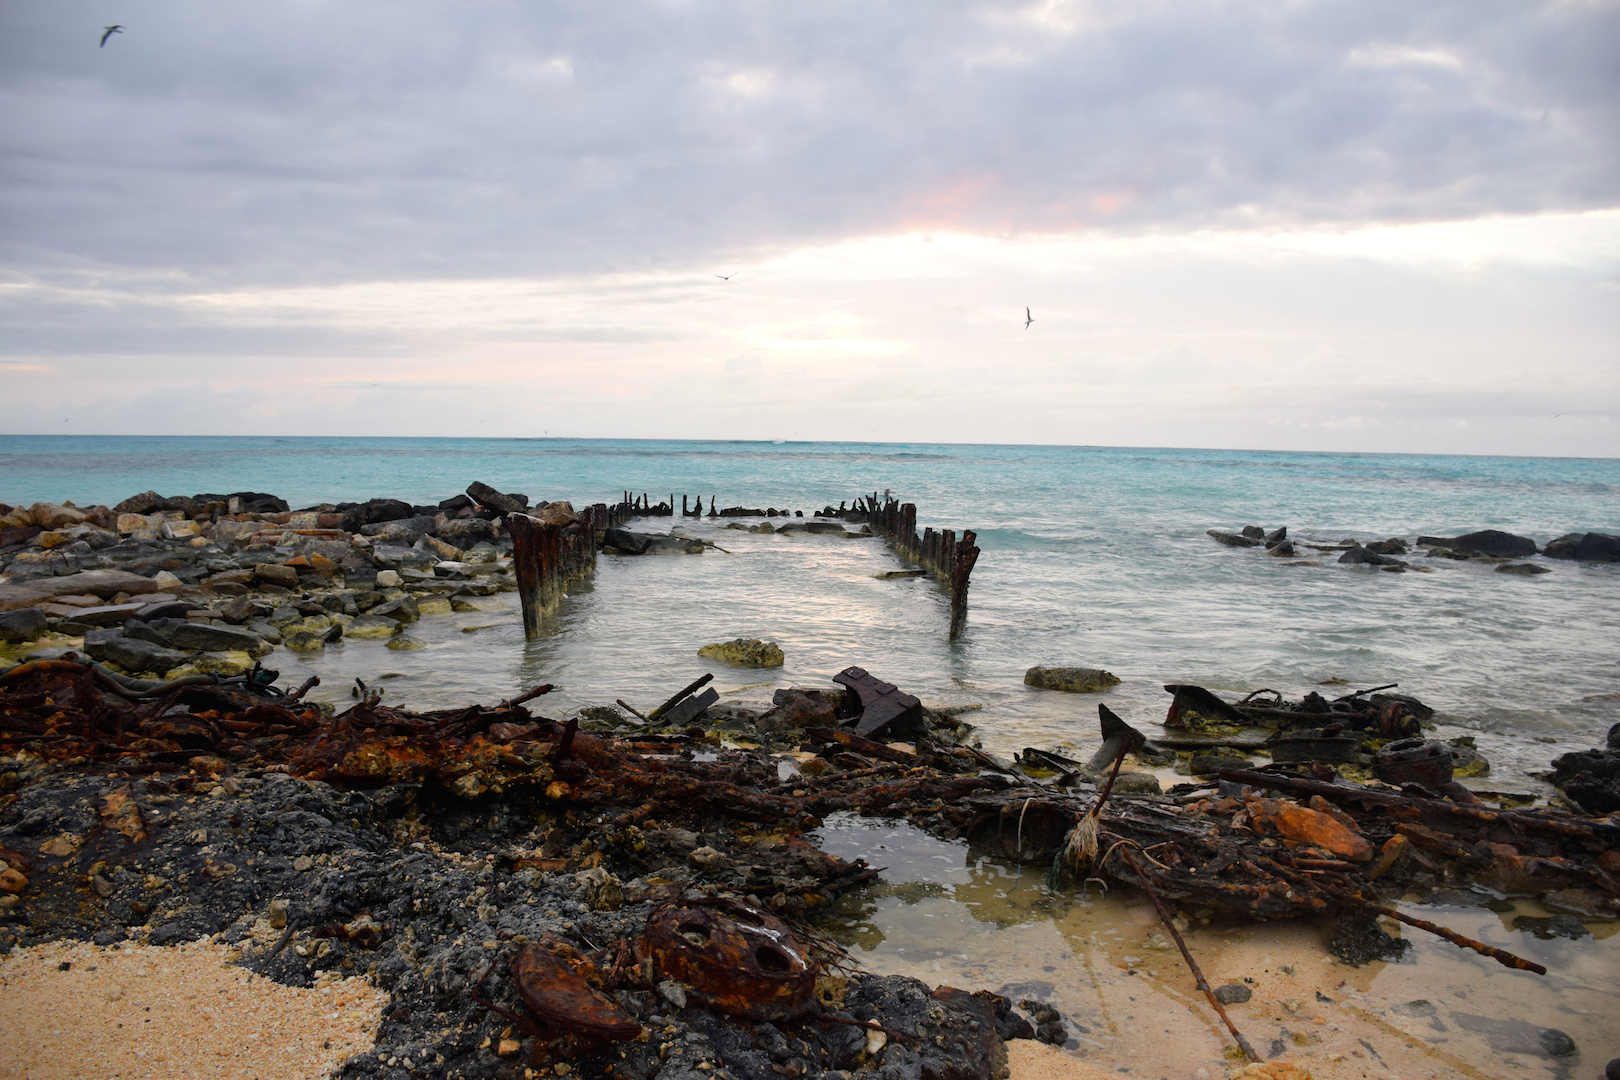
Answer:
[641,897,819,1020]
[7,652,1615,1014]
[834,665,922,739]
[472,940,643,1064]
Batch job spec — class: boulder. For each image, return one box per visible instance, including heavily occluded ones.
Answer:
[283,630,327,652]
[1431,529,1538,558]
[361,515,437,541]
[1024,666,1121,693]
[0,569,161,611]
[371,596,420,624]
[339,498,416,533]
[1543,532,1620,563]
[1267,541,1296,557]
[160,519,202,540]
[24,503,86,529]
[254,564,300,589]
[345,614,402,639]
[82,631,189,675]
[1240,526,1265,539]
[126,618,273,657]
[386,634,426,651]
[758,690,838,732]
[1496,562,1551,576]
[218,597,265,624]
[113,490,165,515]
[1207,530,1260,548]
[1338,545,1405,567]
[59,602,149,626]
[602,527,652,554]
[437,517,497,545]
[466,482,529,516]
[0,608,48,644]
[1549,746,1620,815]
[697,638,784,668]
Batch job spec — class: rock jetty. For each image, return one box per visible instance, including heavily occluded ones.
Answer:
[0,484,555,679]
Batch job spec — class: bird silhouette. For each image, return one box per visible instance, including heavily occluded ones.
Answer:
[100,25,123,47]
[1023,306,1034,330]
[715,271,737,281]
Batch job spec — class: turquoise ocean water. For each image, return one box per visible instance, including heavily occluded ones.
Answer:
[3,435,1618,787]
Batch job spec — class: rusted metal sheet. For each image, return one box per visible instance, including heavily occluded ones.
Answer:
[641,898,817,1021]
[511,942,643,1041]
[833,666,921,739]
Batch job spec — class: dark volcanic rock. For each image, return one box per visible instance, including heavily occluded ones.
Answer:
[124,617,274,657]
[1432,530,1538,558]
[1329,915,1410,965]
[1549,747,1620,814]
[0,607,48,644]
[1543,532,1620,563]
[436,517,497,545]
[465,481,528,517]
[1338,545,1405,567]
[339,499,416,533]
[1207,530,1260,548]
[82,629,188,674]
[0,766,1016,1080]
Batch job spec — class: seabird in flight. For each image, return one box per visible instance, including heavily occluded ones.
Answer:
[715,271,737,281]
[1024,306,1034,330]
[100,25,123,47]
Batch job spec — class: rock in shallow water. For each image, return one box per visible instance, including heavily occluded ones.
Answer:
[698,638,784,668]
[1023,666,1121,693]
[0,608,47,644]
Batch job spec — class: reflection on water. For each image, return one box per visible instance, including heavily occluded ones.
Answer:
[813,812,1620,1078]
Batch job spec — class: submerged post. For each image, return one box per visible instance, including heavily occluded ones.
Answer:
[865,491,981,641]
[508,505,602,640]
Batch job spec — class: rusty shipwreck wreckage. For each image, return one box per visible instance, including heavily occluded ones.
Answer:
[2,492,1615,1067]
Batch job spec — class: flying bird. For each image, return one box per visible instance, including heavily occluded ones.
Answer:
[715,271,737,281]
[100,25,123,47]
[1023,306,1034,330]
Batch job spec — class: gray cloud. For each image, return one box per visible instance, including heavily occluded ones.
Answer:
[2,0,1615,288]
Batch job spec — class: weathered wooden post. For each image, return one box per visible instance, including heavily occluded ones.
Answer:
[508,504,602,641]
[950,530,979,641]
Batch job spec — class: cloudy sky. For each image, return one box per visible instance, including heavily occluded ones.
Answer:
[2,0,1616,455]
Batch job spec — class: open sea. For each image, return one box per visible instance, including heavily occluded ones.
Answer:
[5,434,1620,1072]
[3,435,1618,787]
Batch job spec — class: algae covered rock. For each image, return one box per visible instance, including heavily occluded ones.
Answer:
[698,638,784,668]
[1024,666,1121,693]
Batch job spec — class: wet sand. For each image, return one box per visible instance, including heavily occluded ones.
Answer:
[3,902,1613,1080]
[846,882,1619,1079]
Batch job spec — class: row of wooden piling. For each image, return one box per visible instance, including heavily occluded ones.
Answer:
[514,490,979,643]
[509,500,632,639]
[860,492,981,641]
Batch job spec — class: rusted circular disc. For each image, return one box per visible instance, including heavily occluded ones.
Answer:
[643,898,817,1020]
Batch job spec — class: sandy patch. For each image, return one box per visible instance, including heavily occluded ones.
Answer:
[0,938,387,1080]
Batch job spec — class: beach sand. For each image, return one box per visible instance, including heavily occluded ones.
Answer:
[0,939,387,1080]
[6,908,1610,1080]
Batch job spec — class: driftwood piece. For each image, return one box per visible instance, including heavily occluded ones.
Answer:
[646,673,715,723]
